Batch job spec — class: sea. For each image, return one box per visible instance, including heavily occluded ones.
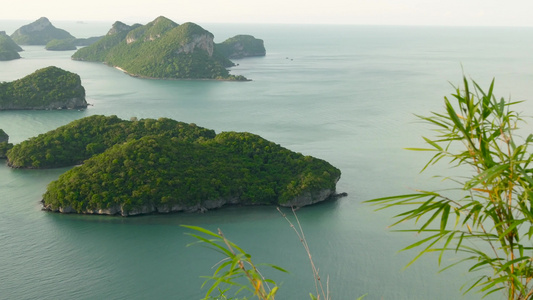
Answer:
[2,20,533,299]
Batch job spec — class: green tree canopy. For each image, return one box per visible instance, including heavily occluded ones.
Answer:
[0,66,86,110]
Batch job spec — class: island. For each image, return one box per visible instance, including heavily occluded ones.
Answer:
[45,38,77,51]
[10,17,75,45]
[74,36,103,47]
[216,35,266,59]
[0,31,23,61]
[7,115,216,168]
[0,129,12,158]
[71,16,265,80]
[6,115,341,215]
[0,66,87,110]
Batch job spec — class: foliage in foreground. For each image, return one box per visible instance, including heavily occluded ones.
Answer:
[367,77,533,299]
[183,225,286,300]
[183,209,367,300]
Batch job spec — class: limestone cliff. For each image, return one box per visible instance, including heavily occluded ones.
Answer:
[107,21,135,36]
[176,31,214,57]
[43,185,340,216]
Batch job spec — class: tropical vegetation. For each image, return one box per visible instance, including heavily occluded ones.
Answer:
[0,66,86,110]
[5,114,339,214]
[7,115,215,168]
[72,21,140,62]
[41,128,339,214]
[72,16,258,80]
[367,77,533,299]
[216,35,266,59]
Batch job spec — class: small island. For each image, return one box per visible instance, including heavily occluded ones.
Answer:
[10,17,75,45]
[74,36,103,47]
[0,66,87,110]
[0,129,12,158]
[45,38,77,51]
[7,115,216,168]
[72,16,265,80]
[0,31,23,61]
[216,35,266,59]
[7,115,341,215]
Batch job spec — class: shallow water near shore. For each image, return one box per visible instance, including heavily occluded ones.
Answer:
[2,22,533,299]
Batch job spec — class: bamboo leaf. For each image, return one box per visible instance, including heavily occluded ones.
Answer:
[440,204,451,231]
[422,136,443,151]
[181,225,221,238]
[444,98,467,134]
[404,147,438,151]
[266,286,279,299]
[260,263,289,273]
[464,164,509,189]
[498,256,531,273]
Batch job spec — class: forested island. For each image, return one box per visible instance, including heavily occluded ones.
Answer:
[217,35,266,59]
[9,17,103,51]
[0,31,23,61]
[0,66,87,110]
[45,39,77,51]
[7,115,215,168]
[6,115,341,215]
[10,17,75,45]
[71,16,265,80]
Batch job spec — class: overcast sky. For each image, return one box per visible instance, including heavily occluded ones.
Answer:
[2,0,533,26]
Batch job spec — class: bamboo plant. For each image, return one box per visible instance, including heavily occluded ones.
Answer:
[367,77,533,299]
[182,225,286,300]
[183,209,367,300]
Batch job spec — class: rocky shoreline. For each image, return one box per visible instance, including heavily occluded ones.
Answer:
[42,188,346,217]
[0,97,87,110]
[112,65,251,81]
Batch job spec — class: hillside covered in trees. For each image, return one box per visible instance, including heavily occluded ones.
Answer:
[7,115,215,168]
[72,16,265,80]
[45,38,77,51]
[0,66,87,110]
[10,17,74,45]
[6,115,340,215]
[0,31,23,61]
[216,35,266,59]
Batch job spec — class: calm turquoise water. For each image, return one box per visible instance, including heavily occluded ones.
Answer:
[2,22,533,299]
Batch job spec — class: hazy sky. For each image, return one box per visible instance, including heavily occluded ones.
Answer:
[2,0,533,26]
